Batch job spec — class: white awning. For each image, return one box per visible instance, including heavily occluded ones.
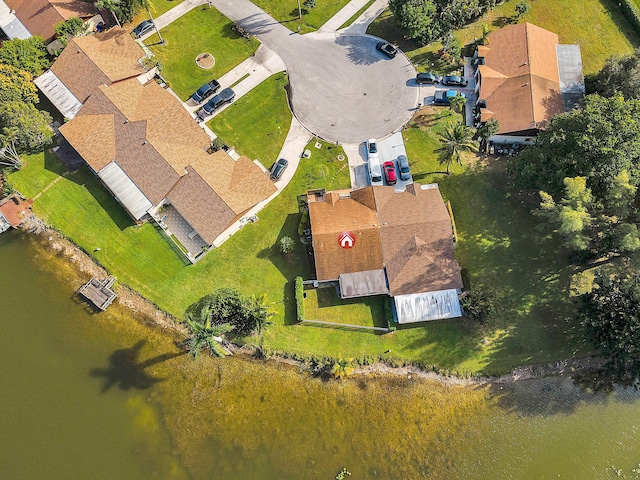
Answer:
[0,2,31,40]
[98,162,153,220]
[34,70,83,120]
[394,289,462,323]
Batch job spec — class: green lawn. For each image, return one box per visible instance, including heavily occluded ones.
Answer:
[369,0,640,75]
[145,6,259,100]
[128,0,186,32]
[303,288,386,328]
[338,0,375,30]
[251,0,351,33]
[9,151,64,198]
[207,73,291,167]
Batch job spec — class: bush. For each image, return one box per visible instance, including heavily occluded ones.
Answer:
[295,276,305,322]
[619,0,640,37]
[279,236,295,253]
[297,210,309,236]
[460,287,496,326]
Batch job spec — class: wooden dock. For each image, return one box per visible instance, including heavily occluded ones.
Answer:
[78,276,117,310]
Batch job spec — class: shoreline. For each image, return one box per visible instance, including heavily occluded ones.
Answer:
[28,225,604,386]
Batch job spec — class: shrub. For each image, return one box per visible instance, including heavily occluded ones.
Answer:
[384,297,396,331]
[619,0,640,37]
[279,235,295,253]
[295,276,305,322]
[460,287,496,326]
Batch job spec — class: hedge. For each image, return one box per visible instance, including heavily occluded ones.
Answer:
[295,276,305,322]
[384,296,396,332]
[620,0,640,36]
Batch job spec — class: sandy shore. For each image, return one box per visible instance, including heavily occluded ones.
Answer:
[31,225,604,386]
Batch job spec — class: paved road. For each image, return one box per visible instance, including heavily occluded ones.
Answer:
[209,0,417,144]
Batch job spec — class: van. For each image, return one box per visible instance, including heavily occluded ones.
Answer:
[369,156,383,186]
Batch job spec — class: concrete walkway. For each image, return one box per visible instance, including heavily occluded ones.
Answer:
[319,0,372,33]
[141,0,205,38]
[340,0,389,35]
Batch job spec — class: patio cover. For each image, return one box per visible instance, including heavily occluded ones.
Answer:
[394,289,462,323]
[339,269,389,299]
[34,70,83,120]
[0,2,30,39]
[98,161,153,220]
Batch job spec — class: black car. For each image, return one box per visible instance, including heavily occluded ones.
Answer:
[132,20,155,38]
[376,41,397,58]
[270,158,288,180]
[198,88,235,119]
[191,79,221,104]
[442,75,467,87]
[416,72,440,84]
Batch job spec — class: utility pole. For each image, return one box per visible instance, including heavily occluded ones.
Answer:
[297,0,302,19]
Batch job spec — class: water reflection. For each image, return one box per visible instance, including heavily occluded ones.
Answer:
[90,340,186,392]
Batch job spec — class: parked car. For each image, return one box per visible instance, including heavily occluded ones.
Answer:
[270,158,288,180]
[190,79,221,104]
[397,155,412,182]
[433,90,465,105]
[376,41,397,58]
[369,160,383,186]
[442,75,467,87]
[197,88,235,119]
[132,20,155,38]
[383,161,397,185]
[416,72,440,84]
[366,138,378,159]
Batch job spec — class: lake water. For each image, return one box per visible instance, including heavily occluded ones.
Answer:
[2,230,640,479]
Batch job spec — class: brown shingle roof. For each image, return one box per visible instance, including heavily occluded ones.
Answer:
[167,167,236,244]
[51,28,145,102]
[5,0,97,42]
[309,185,462,294]
[478,23,564,134]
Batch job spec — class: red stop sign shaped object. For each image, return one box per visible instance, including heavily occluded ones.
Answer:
[338,231,356,249]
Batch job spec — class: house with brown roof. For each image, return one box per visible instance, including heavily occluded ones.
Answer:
[0,196,33,233]
[473,22,585,145]
[39,27,277,261]
[0,0,100,44]
[307,183,463,324]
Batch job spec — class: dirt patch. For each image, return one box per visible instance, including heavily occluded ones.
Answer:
[195,53,214,69]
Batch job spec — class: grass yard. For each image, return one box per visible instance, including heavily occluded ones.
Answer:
[369,0,640,75]
[9,151,64,198]
[251,0,350,33]
[207,73,291,167]
[303,288,387,328]
[145,6,259,100]
[338,0,375,30]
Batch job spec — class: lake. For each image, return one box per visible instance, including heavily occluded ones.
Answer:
[2,230,640,479]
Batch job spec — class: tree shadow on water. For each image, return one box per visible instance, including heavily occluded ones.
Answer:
[90,340,187,393]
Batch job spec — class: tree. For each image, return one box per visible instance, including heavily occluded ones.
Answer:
[460,287,496,326]
[580,274,640,386]
[0,37,49,76]
[0,141,23,170]
[0,64,38,104]
[447,93,466,114]
[475,118,499,153]
[388,0,436,44]
[185,287,271,338]
[514,1,531,20]
[512,94,640,199]
[279,236,295,253]
[436,123,478,174]
[54,17,87,46]
[183,305,233,358]
[0,102,53,152]
[590,48,640,100]
[95,0,122,27]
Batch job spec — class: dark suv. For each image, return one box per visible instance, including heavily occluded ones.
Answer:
[197,88,235,119]
[191,80,221,104]
[416,72,440,84]
[270,158,288,180]
[132,20,154,38]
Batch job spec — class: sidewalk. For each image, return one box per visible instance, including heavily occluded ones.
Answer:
[341,0,389,35]
[319,0,372,33]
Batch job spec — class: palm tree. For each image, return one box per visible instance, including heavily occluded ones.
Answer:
[436,123,478,175]
[95,0,122,27]
[134,0,165,44]
[183,305,233,358]
[246,294,274,335]
[475,118,500,154]
[448,94,467,114]
[331,358,354,379]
